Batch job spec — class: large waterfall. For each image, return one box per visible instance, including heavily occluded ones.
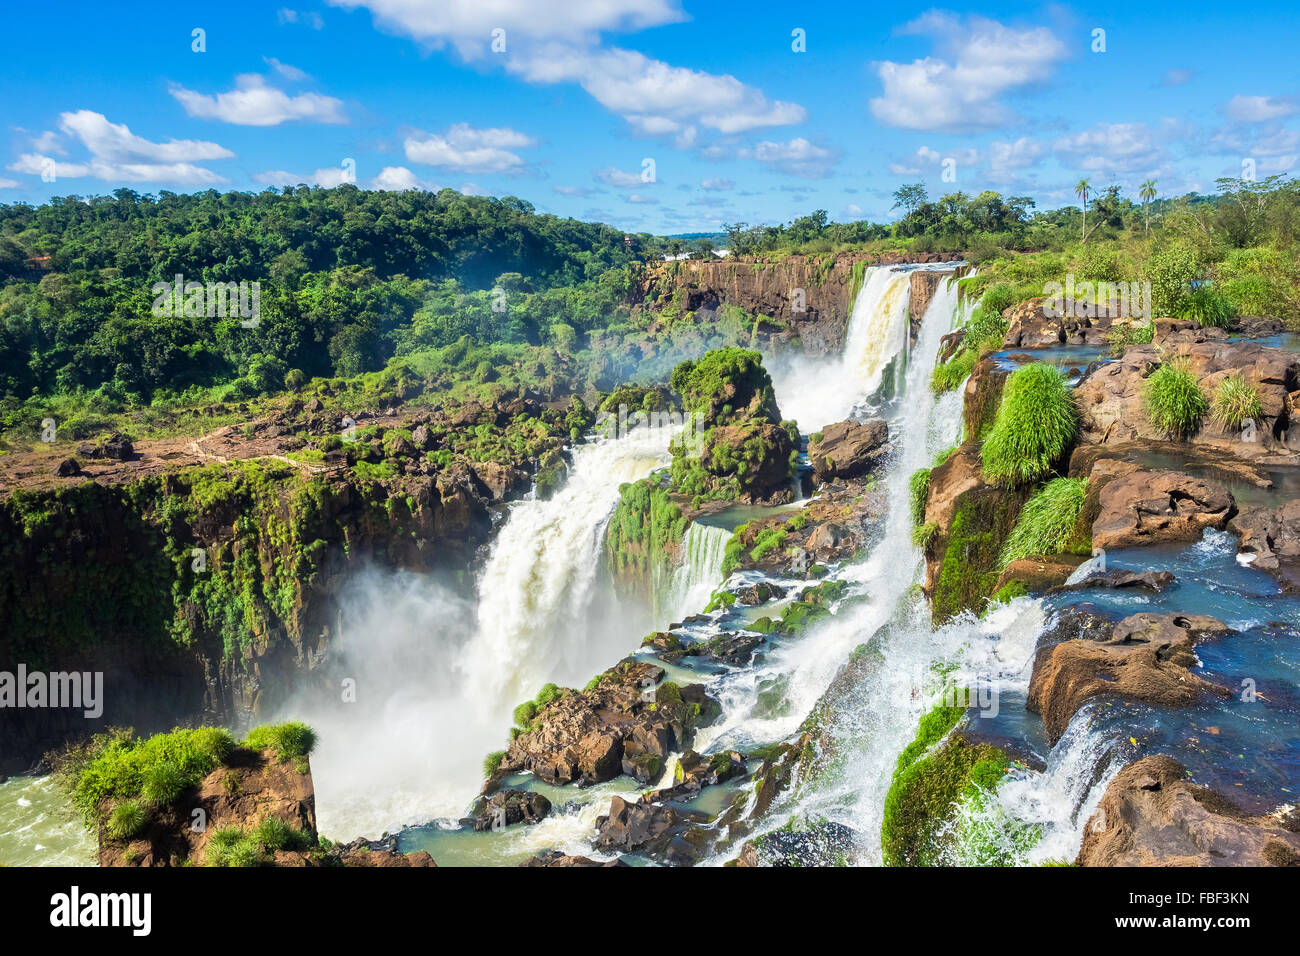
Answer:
[301,424,677,839]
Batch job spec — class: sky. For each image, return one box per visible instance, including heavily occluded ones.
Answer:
[2,0,1299,234]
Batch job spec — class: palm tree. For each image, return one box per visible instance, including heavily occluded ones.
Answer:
[1139,179,1157,233]
[1075,179,1092,242]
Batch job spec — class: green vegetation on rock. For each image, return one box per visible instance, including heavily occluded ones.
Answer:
[1143,361,1207,439]
[999,478,1089,567]
[980,363,1077,488]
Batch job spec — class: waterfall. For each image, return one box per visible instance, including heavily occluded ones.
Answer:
[661,521,731,624]
[297,424,678,839]
[771,266,916,434]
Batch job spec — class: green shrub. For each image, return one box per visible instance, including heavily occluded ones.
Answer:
[1106,321,1154,356]
[912,522,940,549]
[1146,244,1199,316]
[931,348,978,394]
[250,816,311,852]
[1143,362,1207,438]
[1174,287,1234,328]
[909,468,932,527]
[106,800,148,841]
[999,478,1088,567]
[243,722,317,762]
[1210,373,1262,433]
[979,284,1017,316]
[141,761,186,805]
[981,363,1077,487]
[483,750,506,778]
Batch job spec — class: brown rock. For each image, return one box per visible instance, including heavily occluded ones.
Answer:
[1027,612,1233,745]
[1229,499,1300,592]
[53,458,81,477]
[808,418,890,483]
[1091,469,1235,549]
[1078,755,1300,866]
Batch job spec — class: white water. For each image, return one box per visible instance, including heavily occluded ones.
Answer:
[661,521,731,624]
[302,425,677,839]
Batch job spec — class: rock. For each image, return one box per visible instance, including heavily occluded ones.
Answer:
[411,424,433,449]
[594,794,713,864]
[470,789,551,831]
[1001,296,1115,350]
[808,419,890,483]
[1048,568,1176,594]
[1229,499,1300,592]
[738,581,786,605]
[497,660,720,787]
[993,555,1089,596]
[1027,612,1234,745]
[1034,605,1115,651]
[520,850,626,867]
[735,817,862,867]
[1078,755,1300,866]
[304,397,323,413]
[1091,469,1235,549]
[53,458,81,477]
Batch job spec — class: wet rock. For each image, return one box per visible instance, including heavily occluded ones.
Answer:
[1027,612,1234,745]
[1001,296,1115,350]
[653,749,746,802]
[738,581,786,605]
[497,660,720,787]
[1048,568,1176,594]
[1035,605,1116,651]
[1091,468,1235,549]
[410,424,433,449]
[469,789,551,831]
[994,555,1089,596]
[593,794,713,864]
[1229,499,1300,592]
[519,851,626,867]
[53,458,81,477]
[808,419,890,483]
[733,816,862,867]
[1078,755,1300,866]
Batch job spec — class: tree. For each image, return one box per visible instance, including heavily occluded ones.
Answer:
[1140,179,1157,233]
[1075,179,1092,241]
[892,183,928,217]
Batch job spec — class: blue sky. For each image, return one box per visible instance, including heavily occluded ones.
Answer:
[2,1,1299,233]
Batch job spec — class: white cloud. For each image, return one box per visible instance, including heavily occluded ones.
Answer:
[1223,95,1298,123]
[751,138,838,178]
[1053,122,1166,176]
[870,13,1065,133]
[263,57,311,82]
[594,166,650,188]
[626,192,658,204]
[404,123,536,173]
[278,8,324,28]
[553,184,598,196]
[172,74,346,126]
[700,177,733,190]
[0,177,19,189]
[371,165,435,190]
[988,137,1045,183]
[255,166,358,187]
[7,111,233,185]
[326,0,685,57]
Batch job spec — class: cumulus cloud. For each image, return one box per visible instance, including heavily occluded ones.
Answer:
[0,177,19,189]
[553,184,598,196]
[1053,122,1167,176]
[750,137,839,178]
[255,165,358,187]
[404,123,536,173]
[700,177,734,190]
[987,137,1046,183]
[1223,95,1298,123]
[263,57,311,82]
[8,110,233,184]
[870,13,1065,133]
[370,165,437,190]
[594,165,652,188]
[171,74,346,126]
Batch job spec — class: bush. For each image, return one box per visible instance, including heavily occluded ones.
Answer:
[1175,287,1234,328]
[1210,373,1262,434]
[141,761,186,805]
[999,478,1088,567]
[243,722,317,762]
[106,800,148,841]
[981,363,1077,487]
[1106,321,1154,356]
[1146,244,1198,316]
[1143,362,1207,438]
[909,468,932,527]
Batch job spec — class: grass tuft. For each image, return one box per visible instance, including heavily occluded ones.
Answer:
[1143,361,1207,439]
[1209,373,1262,434]
[999,478,1088,567]
[980,363,1077,487]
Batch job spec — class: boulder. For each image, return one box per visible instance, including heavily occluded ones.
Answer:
[1229,499,1300,592]
[469,789,551,831]
[1078,755,1300,866]
[1027,612,1233,745]
[53,458,81,477]
[1048,568,1176,594]
[519,851,626,867]
[808,419,890,483]
[1091,468,1235,549]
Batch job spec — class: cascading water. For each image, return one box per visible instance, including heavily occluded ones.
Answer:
[661,521,731,625]
[297,424,678,839]
[772,266,917,433]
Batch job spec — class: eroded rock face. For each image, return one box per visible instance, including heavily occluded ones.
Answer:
[1048,568,1176,595]
[594,795,713,864]
[1078,755,1300,866]
[1001,297,1115,349]
[1090,467,1235,549]
[808,419,890,483]
[1229,499,1300,592]
[1027,612,1233,745]
[496,660,720,786]
[520,851,626,867]
[1075,340,1300,454]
